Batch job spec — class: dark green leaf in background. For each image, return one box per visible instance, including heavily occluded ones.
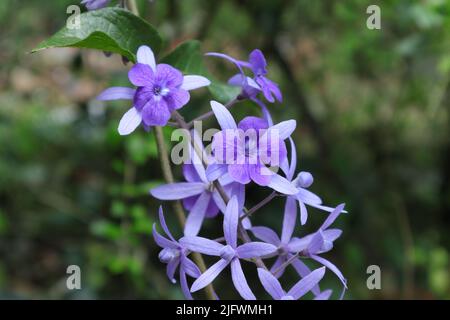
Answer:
[31,8,163,63]
[162,40,240,102]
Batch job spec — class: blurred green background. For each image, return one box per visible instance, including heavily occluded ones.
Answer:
[0,0,449,299]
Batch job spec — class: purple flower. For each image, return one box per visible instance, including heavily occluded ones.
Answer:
[244,49,282,103]
[257,266,326,300]
[98,45,210,135]
[180,196,277,300]
[81,0,110,10]
[150,130,246,236]
[285,138,345,225]
[249,197,328,298]
[206,101,298,195]
[152,207,201,299]
[206,49,282,103]
[288,204,348,292]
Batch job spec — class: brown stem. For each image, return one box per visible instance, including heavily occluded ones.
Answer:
[127,0,215,300]
[240,191,278,221]
[186,97,241,128]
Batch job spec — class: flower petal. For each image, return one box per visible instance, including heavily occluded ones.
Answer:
[287,266,326,299]
[141,99,171,126]
[181,75,211,91]
[158,206,176,241]
[248,164,272,186]
[180,236,223,256]
[128,63,154,87]
[265,119,296,140]
[249,226,280,246]
[211,190,227,213]
[181,256,201,279]
[118,107,142,136]
[287,137,297,180]
[296,188,322,205]
[249,49,267,75]
[155,64,183,87]
[308,230,325,254]
[290,257,321,296]
[270,256,287,277]
[228,74,261,90]
[230,259,256,300]
[206,163,228,182]
[191,258,229,293]
[184,192,211,236]
[311,255,347,289]
[321,203,345,230]
[166,257,180,283]
[165,89,190,110]
[257,268,285,300]
[236,242,278,259]
[228,164,251,185]
[268,174,298,195]
[180,269,194,300]
[223,196,239,248]
[281,196,297,243]
[210,100,237,130]
[152,224,178,249]
[287,235,313,253]
[137,45,156,71]
[97,87,135,101]
[150,182,205,200]
[299,200,308,225]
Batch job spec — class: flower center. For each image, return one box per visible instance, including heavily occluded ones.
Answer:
[219,245,236,262]
[277,244,288,255]
[158,248,179,263]
[153,85,169,97]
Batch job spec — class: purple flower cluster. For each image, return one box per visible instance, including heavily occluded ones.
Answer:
[99,45,347,300]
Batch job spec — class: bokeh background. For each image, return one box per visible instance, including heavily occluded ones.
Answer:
[0,0,449,299]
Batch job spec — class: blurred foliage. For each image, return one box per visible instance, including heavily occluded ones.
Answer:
[0,0,449,299]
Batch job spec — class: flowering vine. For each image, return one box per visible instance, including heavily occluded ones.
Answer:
[35,0,348,300]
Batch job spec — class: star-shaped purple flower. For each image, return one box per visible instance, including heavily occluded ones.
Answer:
[206,49,282,103]
[249,193,332,298]
[180,196,277,300]
[152,207,201,299]
[81,0,110,10]
[257,266,326,300]
[206,101,298,195]
[98,45,211,135]
[288,204,348,294]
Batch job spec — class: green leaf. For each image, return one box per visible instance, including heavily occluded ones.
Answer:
[162,40,240,102]
[31,8,162,63]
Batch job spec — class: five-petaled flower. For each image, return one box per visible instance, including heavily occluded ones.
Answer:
[206,101,298,195]
[206,49,282,103]
[180,196,278,300]
[97,45,210,135]
[153,207,202,300]
[288,203,348,294]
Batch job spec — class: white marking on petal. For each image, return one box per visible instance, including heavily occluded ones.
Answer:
[137,45,156,71]
[118,107,142,136]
